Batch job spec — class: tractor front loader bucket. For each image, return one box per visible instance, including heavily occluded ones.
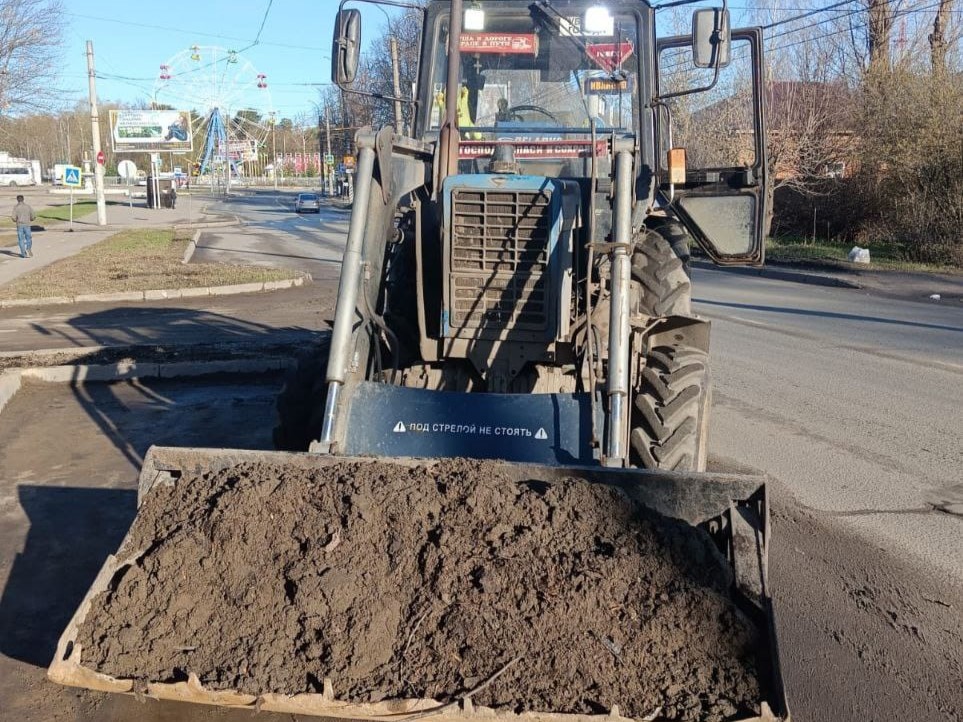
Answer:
[49,446,788,722]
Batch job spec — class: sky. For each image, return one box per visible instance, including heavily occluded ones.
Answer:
[56,0,919,121]
[58,1,403,120]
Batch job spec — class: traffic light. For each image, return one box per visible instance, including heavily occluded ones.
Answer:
[191,162,201,177]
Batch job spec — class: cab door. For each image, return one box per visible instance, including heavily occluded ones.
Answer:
[655,28,767,266]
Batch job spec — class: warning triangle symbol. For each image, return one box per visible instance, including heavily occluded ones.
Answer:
[393,421,406,433]
[534,427,548,440]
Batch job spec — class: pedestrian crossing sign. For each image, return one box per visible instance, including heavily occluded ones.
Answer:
[63,165,82,187]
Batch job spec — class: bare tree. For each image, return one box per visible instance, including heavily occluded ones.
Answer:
[764,80,856,237]
[867,0,896,72]
[0,0,64,113]
[290,112,319,177]
[362,6,422,132]
[319,3,423,153]
[929,0,955,74]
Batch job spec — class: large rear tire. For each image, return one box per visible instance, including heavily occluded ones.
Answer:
[628,231,710,472]
[273,337,331,452]
[630,231,692,317]
[645,217,693,276]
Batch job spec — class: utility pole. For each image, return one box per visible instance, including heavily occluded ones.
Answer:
[390,36,403,134]
[86,41,107,226]
[318,110,328,193]
[325,112,333,197]
[224,115,232,195]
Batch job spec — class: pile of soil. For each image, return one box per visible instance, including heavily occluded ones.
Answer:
[78,459,761,721]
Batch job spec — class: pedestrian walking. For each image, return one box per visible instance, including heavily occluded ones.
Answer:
[11,194,35,258]
[170,184,177,209]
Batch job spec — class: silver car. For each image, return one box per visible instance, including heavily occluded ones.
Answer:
[294,193,321,213]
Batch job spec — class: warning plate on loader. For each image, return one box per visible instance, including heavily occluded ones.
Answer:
[343,382,597,465]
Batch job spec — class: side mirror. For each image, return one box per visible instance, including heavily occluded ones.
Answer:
[691,8,730,69]
[332,9,362,85]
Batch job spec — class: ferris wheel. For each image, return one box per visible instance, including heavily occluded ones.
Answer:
[152,45,273,175]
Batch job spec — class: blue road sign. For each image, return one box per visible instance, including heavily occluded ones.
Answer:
[63,165,82,187]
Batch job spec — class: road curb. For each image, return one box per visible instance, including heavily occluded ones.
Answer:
[692,260,863,289]
[173,218,239,232]
[182,230,199,263]
[18,357,296,383]
[0,357,296,419]
[0,368,22,415]
[0,273,311,309]
[0,333,327,364]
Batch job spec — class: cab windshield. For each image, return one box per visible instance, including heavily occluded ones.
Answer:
[426,6,641,174]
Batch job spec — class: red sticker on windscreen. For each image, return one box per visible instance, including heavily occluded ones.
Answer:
[460,33,538,54]
[459,140,607,160]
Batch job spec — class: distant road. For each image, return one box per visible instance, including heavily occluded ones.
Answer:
[192,189,349,282]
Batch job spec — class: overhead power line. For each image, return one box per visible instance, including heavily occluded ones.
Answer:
[760,0,858,31]
[252,0,275,46]
[62,12,324,53]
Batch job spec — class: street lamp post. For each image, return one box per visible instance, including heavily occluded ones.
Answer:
[269,111,278,191]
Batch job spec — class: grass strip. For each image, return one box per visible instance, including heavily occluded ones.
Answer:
[766,237,958,273]
[35,201,105,222]
[0,227,296,300]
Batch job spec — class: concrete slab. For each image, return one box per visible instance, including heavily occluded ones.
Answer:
[0,373,294,722]
[20,363,161,383]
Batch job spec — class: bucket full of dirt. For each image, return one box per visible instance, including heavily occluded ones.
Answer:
[49,447,787,722]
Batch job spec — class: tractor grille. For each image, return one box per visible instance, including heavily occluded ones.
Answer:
[449,188,555,336]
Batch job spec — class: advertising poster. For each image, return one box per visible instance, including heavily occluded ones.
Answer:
[109,110,194,153]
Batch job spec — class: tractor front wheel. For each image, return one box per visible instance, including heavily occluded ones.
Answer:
[629,344,711,471]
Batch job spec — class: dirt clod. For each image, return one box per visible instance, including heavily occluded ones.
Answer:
[77,459,761,721]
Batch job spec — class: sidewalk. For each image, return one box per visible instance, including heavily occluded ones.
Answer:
[0,197,225,289]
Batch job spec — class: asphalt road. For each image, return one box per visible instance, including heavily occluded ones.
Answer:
[193,189,350,282]
[693,266,963,582]
[690,267,963,720]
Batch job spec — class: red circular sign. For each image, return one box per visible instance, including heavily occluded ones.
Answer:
[96,150,105,165]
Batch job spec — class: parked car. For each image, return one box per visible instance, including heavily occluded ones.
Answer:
[294,192,321,213]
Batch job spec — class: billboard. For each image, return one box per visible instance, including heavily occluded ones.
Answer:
[109,110,193,153]
[227,139,258,162]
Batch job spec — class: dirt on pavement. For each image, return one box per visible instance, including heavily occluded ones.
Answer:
[768,488,963,722]
[77,458,762,722]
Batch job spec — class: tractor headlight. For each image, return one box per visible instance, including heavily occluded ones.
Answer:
[464,8,485,30]
[584,6,614,35]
